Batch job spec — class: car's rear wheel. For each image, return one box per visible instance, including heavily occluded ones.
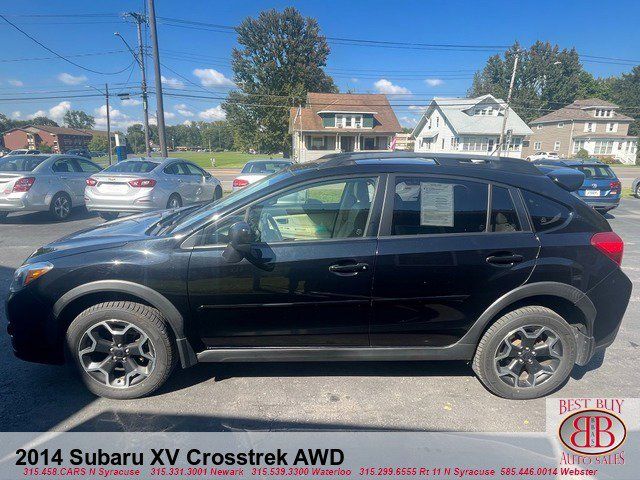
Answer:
[166,194,182,210]
[49,192,72,221]
[635,185,640,198]
[214,185,223,201]
[473,306,577,399]
[98,211,119,221]
[66,301,177,399]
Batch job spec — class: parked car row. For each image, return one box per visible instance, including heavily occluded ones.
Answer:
[0,154,222,222]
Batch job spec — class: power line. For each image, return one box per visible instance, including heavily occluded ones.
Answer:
[0,50,128,63]
[0,14,134,75]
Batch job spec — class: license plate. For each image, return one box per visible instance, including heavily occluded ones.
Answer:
[99,184,128,194]
[584,189,601,197]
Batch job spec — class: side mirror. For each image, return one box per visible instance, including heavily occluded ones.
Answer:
[222,221,254,263]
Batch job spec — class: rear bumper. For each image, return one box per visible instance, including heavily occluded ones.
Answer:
[580,196,620,211]
[0,193,48,213]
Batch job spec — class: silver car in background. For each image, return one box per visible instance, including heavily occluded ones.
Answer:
[0,154,103,221]
[232,158,294,191]
[84,157,223,221]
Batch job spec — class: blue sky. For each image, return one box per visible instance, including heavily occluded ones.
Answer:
[1,0,639,131]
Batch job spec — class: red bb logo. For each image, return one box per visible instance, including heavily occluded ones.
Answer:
[559,409,627,455]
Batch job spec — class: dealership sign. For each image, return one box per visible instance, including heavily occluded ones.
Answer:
[558,409,627,455]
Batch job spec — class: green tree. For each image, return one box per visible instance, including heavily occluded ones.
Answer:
[88,135,109,152]
[126,124,146,154]
[64,110,95,130]
[606,65,640,136]
[223,7,337,155]
[469,41,592,123]
[575,148,590,159]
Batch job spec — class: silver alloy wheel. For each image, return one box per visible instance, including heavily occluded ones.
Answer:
[493,325,563,388]
[78,320,156,389]
[53,195,70,219]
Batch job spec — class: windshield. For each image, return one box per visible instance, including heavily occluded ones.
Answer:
[0,155,49,172]
[575,165,614,179]
[241,161,290,174]
[104,160,159,173]
[167,170,293,235]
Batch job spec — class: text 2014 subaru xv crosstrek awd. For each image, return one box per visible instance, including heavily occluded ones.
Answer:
[6,153,631,400]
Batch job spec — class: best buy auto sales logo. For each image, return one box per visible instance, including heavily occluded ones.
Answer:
[558,408,627,455]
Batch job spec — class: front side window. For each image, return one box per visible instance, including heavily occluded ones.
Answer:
[244,177,378,243]
[391,177,488,236]
[521,190,570,232]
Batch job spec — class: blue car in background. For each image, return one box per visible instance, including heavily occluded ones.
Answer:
[533,159,621,213]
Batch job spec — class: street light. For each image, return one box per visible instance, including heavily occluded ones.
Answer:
[86,84,113,165]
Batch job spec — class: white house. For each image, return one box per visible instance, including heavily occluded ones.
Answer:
[411,94,532,158]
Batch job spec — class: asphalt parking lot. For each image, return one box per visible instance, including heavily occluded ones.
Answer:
[1,199,639,433]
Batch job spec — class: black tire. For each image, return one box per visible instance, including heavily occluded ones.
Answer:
[49,192,72,221]
[214,185,223,200]
[66,301,177,399]
[166,193,182,210]
[635,185,640,198]
[98,211,119,221]
[472,306,577,400]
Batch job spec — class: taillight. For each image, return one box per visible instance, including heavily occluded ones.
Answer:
[86,178,97,186]
[128,179,157,188]
[609,180,621,194]
[233,178,249,188]
[13,177,35,192]
[591,232,624,266]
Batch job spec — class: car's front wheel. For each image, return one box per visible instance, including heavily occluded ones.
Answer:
[66,301,177,399]
[473,306,577,399]
[635,185,640,198]
[50,192,72,221]
[214,185,223,200]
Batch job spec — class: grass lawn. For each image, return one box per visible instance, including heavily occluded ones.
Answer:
[91,151,282,170]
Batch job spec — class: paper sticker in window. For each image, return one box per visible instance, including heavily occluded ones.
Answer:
[420,182,454,227]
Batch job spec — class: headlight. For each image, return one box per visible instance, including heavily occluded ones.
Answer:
[10,262,53,292]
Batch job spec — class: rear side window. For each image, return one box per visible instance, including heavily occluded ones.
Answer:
[575,165,614,179]
[392,177,488,235]
[521,190,570,232]
[490,186,521,232]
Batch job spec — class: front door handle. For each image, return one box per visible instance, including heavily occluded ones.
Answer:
[486,253,524,265]
[329,262,369,275]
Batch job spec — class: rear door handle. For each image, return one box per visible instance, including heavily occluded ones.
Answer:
[486,253,524,265]
[329,262,369,275]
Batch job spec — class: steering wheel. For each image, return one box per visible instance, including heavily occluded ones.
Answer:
[259,212,283,242]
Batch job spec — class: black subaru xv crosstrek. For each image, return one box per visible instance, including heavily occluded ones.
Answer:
[6,153,631,400]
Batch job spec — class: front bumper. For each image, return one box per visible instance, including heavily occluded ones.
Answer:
[6,288,64,365]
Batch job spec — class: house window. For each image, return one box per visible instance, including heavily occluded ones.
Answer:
[334,114,363,128]
[553,141,561,152]
[307,136,329,150]
[584,122,595,133]
[558,122,564,128]
[607,122,618,132]
[436,116,440,127]
[534,141,541,150]
[441,138,445,149]
[573,140,586,154]
[594,140,613,155]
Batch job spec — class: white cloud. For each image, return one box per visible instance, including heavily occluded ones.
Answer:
[11,111,21,119]
[193,68,235,87]
[93,104,135,130]
[350,77,359,83]
[161,75,185,89]
[164,112,176,119]
[57,72,88,85]
[27,101,71,123]
[198,105,226,121]
[120,98,142,106]
[175,103,194,117]
[400,116,419,126]
[374,79,411,95]
[408,105,427,112]
[425,78,444,87]
[8,79,24,87]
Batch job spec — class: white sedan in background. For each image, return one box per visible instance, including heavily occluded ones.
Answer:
[526,151,559,162]
[232,159,294,191]
[85,157,222,221]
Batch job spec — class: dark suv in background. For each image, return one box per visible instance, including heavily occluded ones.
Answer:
[6,153,631,400]
[532,158,621,213]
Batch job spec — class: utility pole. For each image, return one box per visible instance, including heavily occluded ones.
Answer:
[116,15,150,157]
[147,0,168,157]
[105,83,113,165]
[87,84,113,164]
[497,50,521,156]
